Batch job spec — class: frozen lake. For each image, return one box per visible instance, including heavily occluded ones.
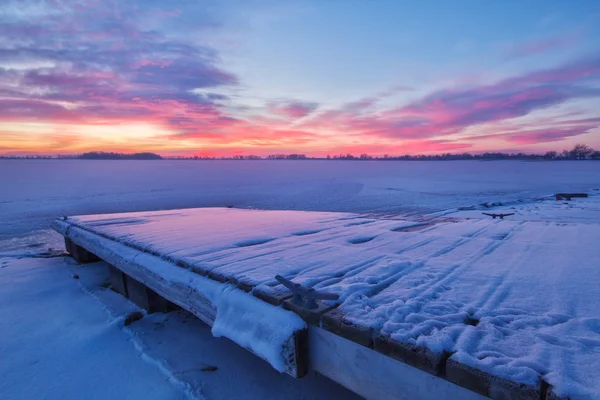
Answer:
[1,159,599,238]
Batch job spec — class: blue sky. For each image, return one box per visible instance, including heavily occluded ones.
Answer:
[1,0,599,156]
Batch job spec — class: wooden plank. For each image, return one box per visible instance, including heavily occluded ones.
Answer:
[321,308,374,348]
[64,237,100,264]
[124,275,175,313]
[373,333,447,376]
[53,220,307,378]
[282,298,337,326]
[445,358,540,400]
[309,327,487,400]
[107,264,128,296]
[252,285,293,306]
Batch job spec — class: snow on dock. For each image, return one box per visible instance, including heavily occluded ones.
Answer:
[53,192,600,400]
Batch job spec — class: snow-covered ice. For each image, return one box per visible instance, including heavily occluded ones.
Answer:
[55,191,600,399]
[0,256,191,400]
[3,159,600,238]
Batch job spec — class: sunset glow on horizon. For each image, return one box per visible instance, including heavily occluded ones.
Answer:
[1,0,600,157]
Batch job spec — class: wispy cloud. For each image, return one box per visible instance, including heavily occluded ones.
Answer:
[0,0,236,130]
[268,100,319,119]
[505,32,582,59]
[300,56,600,144]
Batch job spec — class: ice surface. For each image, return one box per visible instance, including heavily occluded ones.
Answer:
[0,257,190,400]
[3,159,600,238]
[0,250,358,400]
[56,192,600,399]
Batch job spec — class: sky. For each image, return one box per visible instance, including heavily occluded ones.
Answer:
[1,0,600,157]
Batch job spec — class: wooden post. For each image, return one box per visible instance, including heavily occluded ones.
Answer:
[124,275,174,313]
[64,238,100,264]
[108,265,128,297]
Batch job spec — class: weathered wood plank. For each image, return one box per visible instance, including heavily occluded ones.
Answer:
[445,358,540,400]
[252,285,293,306]
[64,237,100,264]
[124,275,175,313]
[282,299,337,326]
[107,264,128,296]
[321,308,374,348]
[309,327,488,400]
[373,333,447,376]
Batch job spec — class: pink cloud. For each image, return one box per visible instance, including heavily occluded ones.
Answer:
[506,33,582,59]
[269,101,319,119]
[505,125,597,144]
[300,55,600,144]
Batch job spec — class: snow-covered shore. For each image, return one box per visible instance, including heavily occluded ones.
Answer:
[0,239,360,400]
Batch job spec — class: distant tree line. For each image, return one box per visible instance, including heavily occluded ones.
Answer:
[2,144,599,161]
[326,144,600,161]
[0,155,54,159]
[166,144,600,161]
[78,151,162,160]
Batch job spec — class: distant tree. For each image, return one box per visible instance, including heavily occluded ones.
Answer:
[591,151,600,160]
[569,144,594,159]
[79,151,162,160]
[290,154,307,159]
[544,151,558,160]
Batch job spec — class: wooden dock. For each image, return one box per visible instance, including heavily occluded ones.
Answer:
[52,204,600,400]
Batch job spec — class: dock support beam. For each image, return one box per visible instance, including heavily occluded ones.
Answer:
[108,265,128,297]
[65,238,100,264]
[124,275,175,313]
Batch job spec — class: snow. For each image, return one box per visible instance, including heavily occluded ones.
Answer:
[0,257,191,400]
[212,286,306,373]
[54,191,600,399]
[0,241,359,400]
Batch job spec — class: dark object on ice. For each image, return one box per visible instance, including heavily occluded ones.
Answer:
[124,311,144,326]
[275,275,339,310]
[71,273,79,279]
[201,365,218,372]
[555,193,588,201]
[482,213,514,219]
[464,315,479,326]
